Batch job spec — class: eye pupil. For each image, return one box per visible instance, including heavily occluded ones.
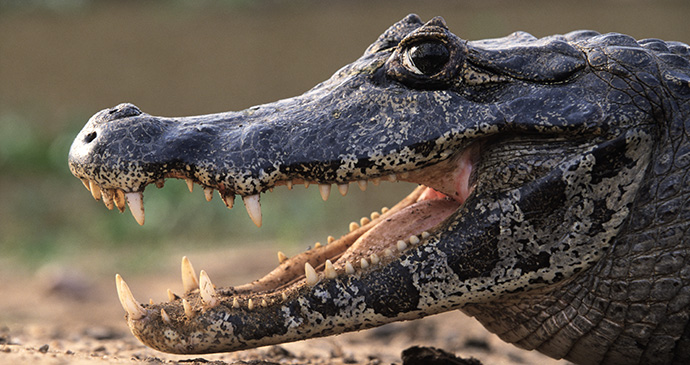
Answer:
[408,42,450,76]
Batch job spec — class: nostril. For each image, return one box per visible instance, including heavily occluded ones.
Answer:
[84,131,97,143]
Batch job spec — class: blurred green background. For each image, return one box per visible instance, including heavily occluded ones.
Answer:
[1,0,689,273]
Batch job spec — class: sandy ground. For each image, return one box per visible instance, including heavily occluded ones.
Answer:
[0,247,570,365]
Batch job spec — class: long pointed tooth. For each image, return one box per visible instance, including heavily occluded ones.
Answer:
[277,251,288,264]
[181,256,199,293]
[324,260,337,279]
[80,178,91,192]
[345,262,355,274]
[337,183,349,196]
[89,180,102,201]
[357,180,367,191]
[232,298,240,309]
[101,189,114,210]
[125,192,145,226]
[223,194,235,209]
[318,184,331,201]
[167,288,177,302]
[160,308,171,324]
[115,274,145,320]
[242,195,261,227]
[199,270,217,308]
[185,178,194,193]
[114,189,126,212]
[183,299,194,317]
[203,187,214,201]
[305,262,318,286]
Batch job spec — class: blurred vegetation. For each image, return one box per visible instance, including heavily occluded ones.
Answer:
[1,0,689,272]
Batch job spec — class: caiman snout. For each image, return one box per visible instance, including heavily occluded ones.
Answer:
[69,103,143,162]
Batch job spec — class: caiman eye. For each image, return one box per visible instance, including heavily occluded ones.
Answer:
[403,41,450,76]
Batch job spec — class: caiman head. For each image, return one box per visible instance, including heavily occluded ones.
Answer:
[68,14,684,356]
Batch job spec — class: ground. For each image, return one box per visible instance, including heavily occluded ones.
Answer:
[0,246,569,365]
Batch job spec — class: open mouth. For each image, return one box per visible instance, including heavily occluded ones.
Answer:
[79,143,479,304]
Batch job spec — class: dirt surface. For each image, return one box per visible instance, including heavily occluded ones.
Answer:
[0,247,569,365]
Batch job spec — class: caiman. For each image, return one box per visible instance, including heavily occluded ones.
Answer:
[68,14,690,365]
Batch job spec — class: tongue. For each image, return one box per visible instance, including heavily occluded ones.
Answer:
[339,196,460,262]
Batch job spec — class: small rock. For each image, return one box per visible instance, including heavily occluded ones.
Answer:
[401,346,483,365]
[38,344,50,353]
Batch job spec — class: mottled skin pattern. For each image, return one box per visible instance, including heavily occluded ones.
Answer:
[68,15,690,365]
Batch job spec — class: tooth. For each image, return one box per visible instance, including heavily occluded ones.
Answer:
[185,178,194,193]
[269,187,274,193]
[232,298,240,309]
[324,260,337,279]
[160,308,171,324]
[243,195,262,227]
[357,180,367,191]
[261,299,268,307]
[181,256,199,293]
[167,289,177,302]
[248,298,255,310]
[360,258,369,269]
[149,298,154,305]
[360,217,370,226]
[125,192,145,226]
[422,231,431,239]
[204,187,213,201]
[345,262,355,274]
[199,270,217,308]
[349,222,360,232]
[114,189,126,212]
[80,178,91,191]
[385,249,394,257]
[372,178,380,186]
[397,240,408,251]
[101,189,114,210]
[286,181,293,190]
[223,194,234,209]
[337,183,349,196]
[327,236,335,244]
[387,174,397,182]
[314,242,322,249]
[370,253,380,265]
[409,235,420,245]
[381,207,390,214]
[89,180,102,201]
[370,212,381,220]
[115,274,145,320]
[183,299,194,317]
[318,184,331,201]
[281,292,288,301]
[277,251,288,264]
[304,181,310,188]
[305,262,318,286]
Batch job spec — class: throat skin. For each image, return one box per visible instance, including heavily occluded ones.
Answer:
[68,14,690,365]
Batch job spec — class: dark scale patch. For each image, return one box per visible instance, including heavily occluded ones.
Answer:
[221,307,289,343]
[365,262,421,317]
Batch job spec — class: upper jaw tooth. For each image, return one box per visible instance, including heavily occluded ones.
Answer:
[243,194,262,227]
[125,192,145,225]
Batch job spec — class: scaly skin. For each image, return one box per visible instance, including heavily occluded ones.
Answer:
[68,15,690,364]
